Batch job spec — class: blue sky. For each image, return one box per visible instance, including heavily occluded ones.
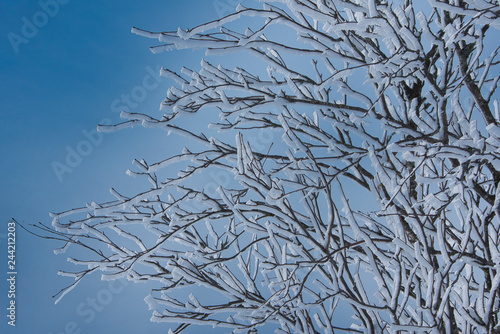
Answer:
[0,1,244,333]
[4,1,486,333]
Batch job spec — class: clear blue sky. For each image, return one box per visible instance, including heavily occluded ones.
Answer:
[0,1,245,333]
[1,1,449,333]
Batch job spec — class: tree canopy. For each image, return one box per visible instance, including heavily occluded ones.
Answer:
[47,1,500,332]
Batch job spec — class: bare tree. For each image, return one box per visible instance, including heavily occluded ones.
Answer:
[46,0,500,332]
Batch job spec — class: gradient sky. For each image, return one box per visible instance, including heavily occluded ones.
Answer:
[0,1,247,333]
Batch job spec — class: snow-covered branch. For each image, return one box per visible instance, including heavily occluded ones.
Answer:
[47,0,500,332]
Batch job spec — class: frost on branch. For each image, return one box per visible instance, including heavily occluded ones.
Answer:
[48,0,500,333]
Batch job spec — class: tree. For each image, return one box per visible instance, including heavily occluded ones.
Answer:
[45,0,500,332]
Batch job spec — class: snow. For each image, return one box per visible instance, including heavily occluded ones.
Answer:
[51,0,500,332]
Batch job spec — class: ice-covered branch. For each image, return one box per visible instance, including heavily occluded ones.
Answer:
[46,1,500,332]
